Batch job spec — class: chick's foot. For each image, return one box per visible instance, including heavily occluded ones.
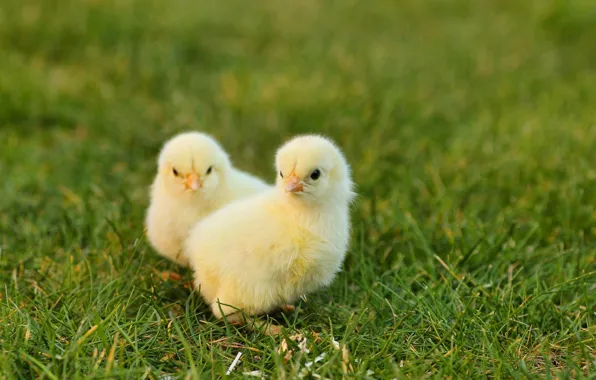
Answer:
[280,304,295,313]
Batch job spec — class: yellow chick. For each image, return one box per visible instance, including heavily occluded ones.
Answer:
[146,132,270,266]
[184,135,354,323]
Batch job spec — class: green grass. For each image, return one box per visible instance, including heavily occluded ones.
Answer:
[1,0,595,378]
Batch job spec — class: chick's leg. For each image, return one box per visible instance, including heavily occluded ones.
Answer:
[251,320,283,335]
[280,304,295,313]
[210,295,245,324]
[210,290,283,335]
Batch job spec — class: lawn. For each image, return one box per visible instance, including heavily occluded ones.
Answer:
[1,0,595,378]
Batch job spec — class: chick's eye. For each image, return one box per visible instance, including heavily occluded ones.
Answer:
[206,166,213,175]
[279,171,284,178]
[173,168,179,177]
[310,169,321,180]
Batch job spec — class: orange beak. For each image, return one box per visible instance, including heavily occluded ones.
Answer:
[284,174,304,193]
[184,173,201,191]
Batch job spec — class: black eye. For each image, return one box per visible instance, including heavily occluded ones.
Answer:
[279,171,284,178]
[173,168,179,176]
[206,166,213,175]
[310,169,321,180]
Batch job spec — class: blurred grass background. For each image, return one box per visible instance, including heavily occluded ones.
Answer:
[0,0,595,378]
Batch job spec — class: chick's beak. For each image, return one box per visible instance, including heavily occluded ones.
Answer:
[284,175,304,193]
[184,173,201,191]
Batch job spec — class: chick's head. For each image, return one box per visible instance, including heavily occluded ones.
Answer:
[157,132,231,198]
[275,135,354,203]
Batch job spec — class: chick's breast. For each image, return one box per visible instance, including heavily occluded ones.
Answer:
[185,191,320,315]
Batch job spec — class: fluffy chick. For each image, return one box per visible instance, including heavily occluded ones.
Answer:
[146,132,269,266]
[185,135,354,322]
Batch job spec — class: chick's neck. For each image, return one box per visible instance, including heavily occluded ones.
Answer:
[282,191,349,229]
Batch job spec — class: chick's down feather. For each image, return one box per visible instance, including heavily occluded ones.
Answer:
[146,132,270,266]
[185,135,354,321]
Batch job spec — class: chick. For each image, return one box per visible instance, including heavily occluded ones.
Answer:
[185,135,354,323]
[146,132,270,266]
